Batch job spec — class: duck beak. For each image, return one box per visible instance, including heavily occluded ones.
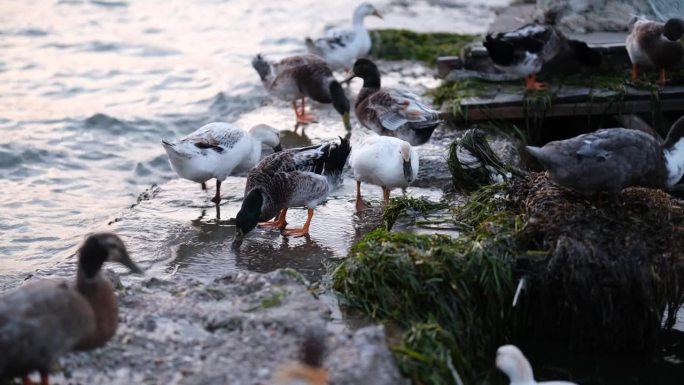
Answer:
[273,144,283,152]
[119,252,144,275]
[372,9,382,19]
[342,72,356,84]
[403,159,413,183]
[342,111,351,131]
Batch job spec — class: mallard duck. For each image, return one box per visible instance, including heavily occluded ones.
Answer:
[626,16,684,85]
[484,24,601,90]
[305,2,382,71]
[232,136,351,248]
[343,58,443,146]
[161,122,281,204]
[252,54,351,131]
[272,329,328,385]
[526,115,684,197]
[0,233,142,385]
[349,135,418,211]
[496,345,578,385]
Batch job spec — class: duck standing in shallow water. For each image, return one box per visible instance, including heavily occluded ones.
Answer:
[0,233,142,385]
[232,137,351,248]
[349,135,419,211]
[484,24,601,90]
[305,2,382,71]
[496,345,578,385]
[252,54,351,131]
[626,16,684,85]
[344,58,443,146]
[161,122,281,204]
[526,115,684,197]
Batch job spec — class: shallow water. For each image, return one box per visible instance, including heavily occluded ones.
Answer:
[0,0,508,290]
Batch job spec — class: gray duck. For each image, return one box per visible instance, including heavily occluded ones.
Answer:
[626,16,684,85]
[526,115,684,197]
[232,136,351,248]
[483,23,601,90]
[252,54,351,131]
[0,233,142,385]
[343,58,444,146]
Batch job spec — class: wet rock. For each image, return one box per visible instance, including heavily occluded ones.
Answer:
[536,0,655,33]
[56,269,405,385]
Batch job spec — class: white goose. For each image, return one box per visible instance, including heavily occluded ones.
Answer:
[349,135,419,212]
[305,2,382,71]
[496,345,578,385]
[161,122,281,204]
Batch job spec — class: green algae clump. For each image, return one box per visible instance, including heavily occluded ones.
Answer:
[369,29,475,65]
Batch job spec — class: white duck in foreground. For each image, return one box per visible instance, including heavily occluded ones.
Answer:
[232,137,351,248]
[526,115,684,197]
[305,2,382,71]
[161,122,281,204]
[349,135,419,211]
[496,345,578,385]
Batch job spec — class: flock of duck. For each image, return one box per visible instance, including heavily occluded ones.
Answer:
[3,2,684,384]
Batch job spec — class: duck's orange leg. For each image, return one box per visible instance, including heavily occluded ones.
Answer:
[355,181,366,212]
[382,186,391,205]
[258,208,288,229]
[659,68,667,85]
[296,96,317,124]
[210,180,222,204]
[524,74,547,90]
[22,375,33,385]
[41,372,49,385]
[282,208,314,237]
[631,64,638,81]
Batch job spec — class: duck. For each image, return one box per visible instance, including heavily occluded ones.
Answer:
[349,135,419,212]
[232,136,351,248]
[496,345,578,385]
[0,233,142,385]
[252,54,351,131]
[626,16,684,85]
[161,122,281,204]
[305,2,382,71]
[525,115,684,197]
[483,24,601,90]
[272,329,328,385]
[343,58,443,146]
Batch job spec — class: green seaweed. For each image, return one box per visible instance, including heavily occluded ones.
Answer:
[369,29,476,65]
[382,196,448,230]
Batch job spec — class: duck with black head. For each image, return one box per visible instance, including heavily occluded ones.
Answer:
[0,233,143,385]
[343,58,444,146]
[627,16,684,85]
[252,54,351,131]
[526,115,684,198]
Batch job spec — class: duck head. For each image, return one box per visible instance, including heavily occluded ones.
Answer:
[343,58,381,89]
[400,141,414,183]
[353,3,382,25]
[663,115,684,186]
[329,81,352,131]
[495,345,535,384]
[250,124,282,152]
[233,189,264,249]
[79,233,143,280]
[663,18,684,41]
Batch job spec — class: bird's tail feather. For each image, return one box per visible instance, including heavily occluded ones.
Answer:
[323,136,351,188]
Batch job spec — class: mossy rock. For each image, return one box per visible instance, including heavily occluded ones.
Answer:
[369,29,475,65]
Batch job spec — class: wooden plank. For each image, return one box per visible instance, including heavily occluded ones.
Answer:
[452,98,684,123]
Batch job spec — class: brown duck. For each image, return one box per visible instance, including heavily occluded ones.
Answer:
[626,16,684,85]
[0,233,142,385]
[526,115,684,197]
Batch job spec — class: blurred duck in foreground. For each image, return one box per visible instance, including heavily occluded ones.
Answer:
[526,115,684,198]
[344,58,443,146]
[484,24,601,90]
[626,16,684,85]
[273,330,328,385]
[496,345,578,385]
[232,136,351,248]
[0,233,142,385]
[252,54,351,131]
[349,135,419,211]
[305,2,382,71]
[162,123,281,204]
